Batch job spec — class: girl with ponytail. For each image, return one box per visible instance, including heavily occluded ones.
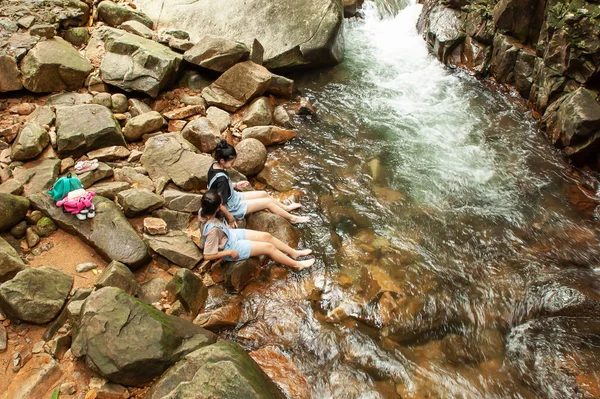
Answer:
[208,139,310,226]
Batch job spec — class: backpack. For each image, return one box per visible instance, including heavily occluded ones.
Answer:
[47,174,83,202]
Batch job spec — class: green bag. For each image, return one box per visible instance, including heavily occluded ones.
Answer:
[47,173,83,202]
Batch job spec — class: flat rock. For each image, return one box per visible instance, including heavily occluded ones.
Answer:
[71,287,216,386]
[0,267,73,324]
[144,217,168,235]
[55,104,125,157]
[152,209,191,230]
[0,193,29,232]
[201,61,272,112]
[12,158,60,198]
[0,236,26,283]
[117,188,165,217]
[144,230,203,269]
[77,162,114,188]
[113,166,155,191]
[242,125,296,146]
[46,92,93,106]
[0,179,23,195]
[88,181,131,199]
[29,193,151,269]
[20,37,93,92]
[135,0,344,69]
[146,341,285,399]
[163,189,203,213]
[193,297,241,331]
[87,146,131,161]
[4,354,62,399]
[183,35,250,72]
[119,20,155,39]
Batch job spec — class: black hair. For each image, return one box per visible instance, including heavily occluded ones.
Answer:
[200,189,222,218]
[214,139,236,163]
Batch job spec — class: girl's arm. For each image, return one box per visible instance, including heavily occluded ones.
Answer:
[204,249,239,260]
[219,204,238,228]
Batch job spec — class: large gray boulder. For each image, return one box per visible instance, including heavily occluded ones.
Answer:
[98,1,153,28]
[184,35,250,72]
[10,123,49,161]
[0,193,29,232]
[0,236,26,283]
[29,194,151,269]
[201,61,272,112]
[144,231,203,269]
[117,188,165,217]
[140,133,214,192]
[71,287,216,386]
[146,341,285,399]
[55,104,126,157]
[20,37,93,92]
[99,28,182,97]
[0,267,73,324]
[181,117,221,153]
[134,0,344,69]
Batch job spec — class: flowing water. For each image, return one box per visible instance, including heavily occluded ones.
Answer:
[222,2,600,398]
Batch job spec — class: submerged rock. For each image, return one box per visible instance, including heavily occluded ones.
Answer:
[0,267,73,324]
[29,193,150,269]
[72,287,216,386]
[242,125,297,147]
[146,341,285,399]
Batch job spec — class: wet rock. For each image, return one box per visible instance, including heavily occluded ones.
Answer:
[224,257,263,292]
[141,133,215,192]
[117,188,165,217]
[0,267,73,324]
[113,166,154,191]
[97,1,153,28]
[76,262,98,273]
[4,354,62,399]
[25,227,39,248]
[34,216,57,237]
[167,269,208,316]
[201,61,272,112]
[295,98,316,116]
[0,192,29,232]
[420,4,465,64]
[144,216,168,235]
[206,106,231,133]
[55,104,125,157]
[72,287,216,386]
[234,138,267,176]
[146,341,285,399]
[249,346,311,399]
[246,211,298,246]
[0,54,23,92]
[128,98,153,117]
[272,106,294,128]
[461,36,491,76]
[493,0,540,43]
[10,123,48,161]
[12,158,60,197]
[95,260,143,297]
[184,35,250,72]
[256,159,294,192]
[0,235,26,283]
[163,189,203,213]
[343,0,357,18]
[141,277,168,303]
[75,162,112,189]
[181,117,220,153]
[100,28,182,97]
[242,97,273,127]
[20,37,93,93]
[29,193,151,269]
[64,27,90,47]
[242,125,296,147]
[193,296,242,331]
[490,34,519,85]
[0,179,23,195]
[152,209,191,230]
[144,231,203,269]
[119,19,155,39]
[10,221,27,239]
[87,146,131,162]
[135,0,344,69]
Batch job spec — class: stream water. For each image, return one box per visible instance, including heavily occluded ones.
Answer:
[222,2,600,398]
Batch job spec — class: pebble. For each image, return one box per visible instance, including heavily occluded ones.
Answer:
[60,382,77,395]
[76,262,99,273]
[32,341,45,354]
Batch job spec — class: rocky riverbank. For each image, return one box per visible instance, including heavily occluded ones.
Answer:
[417,0,600,168]
[0,0,360,397]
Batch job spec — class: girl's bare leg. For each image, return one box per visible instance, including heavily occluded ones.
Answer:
[245,229,313,259]
[245,198,309,224]
[250,242,315,271]
[242,191,302,212]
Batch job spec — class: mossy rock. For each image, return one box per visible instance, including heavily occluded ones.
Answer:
[35,216,57,237]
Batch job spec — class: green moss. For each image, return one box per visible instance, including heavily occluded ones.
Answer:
[37,217,54,228]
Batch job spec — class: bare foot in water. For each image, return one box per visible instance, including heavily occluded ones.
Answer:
[285,202,302,212]
[291,248,313,259]
[290,216,310,224]
[294,258,315,271]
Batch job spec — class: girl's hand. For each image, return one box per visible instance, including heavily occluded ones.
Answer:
[235,181,250,189]
[229,250,239,259]
[228,219,238,229]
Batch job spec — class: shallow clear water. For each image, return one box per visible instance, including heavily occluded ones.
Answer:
[225,2,600,398]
